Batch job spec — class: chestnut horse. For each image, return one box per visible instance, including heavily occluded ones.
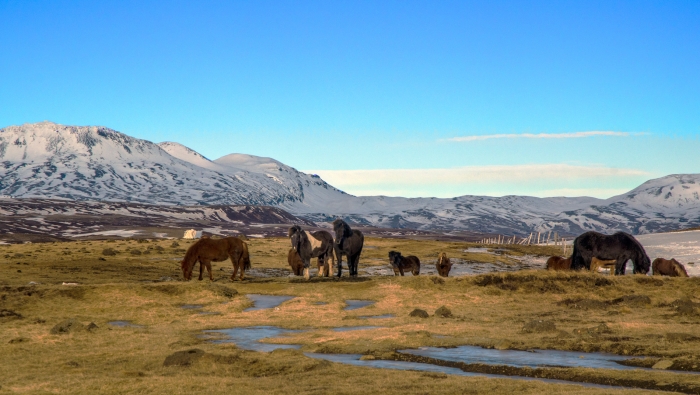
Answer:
[287,248,304,276]
[436,252,452,277]
[181,237,250,281]
[546,256,571,271]
[652,258,689,277]
[590,257,617,274]
[388,251,420,276]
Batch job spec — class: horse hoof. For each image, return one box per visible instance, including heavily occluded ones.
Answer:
[303,268,310,280]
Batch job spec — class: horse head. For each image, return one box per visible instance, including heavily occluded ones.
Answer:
[388,251,402,268]
[332,219,352,246]
[672,259,689,277]
[288,225,305,253]
[636,253,652,274]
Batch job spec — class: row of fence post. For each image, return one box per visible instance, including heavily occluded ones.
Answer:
[478,231,569,255]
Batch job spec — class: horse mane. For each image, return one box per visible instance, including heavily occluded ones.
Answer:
[181,240,202,271]
[672,259,688,277]
[288,225,301,237]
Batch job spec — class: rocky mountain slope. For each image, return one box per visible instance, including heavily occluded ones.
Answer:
[1,121,699,236]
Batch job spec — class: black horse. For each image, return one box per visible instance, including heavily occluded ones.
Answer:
[288,225,335,279]
[332,219,364,277]
[571,231,651,275]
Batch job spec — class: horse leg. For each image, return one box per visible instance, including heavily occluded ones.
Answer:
[303,258,311,280]
[399,266,405,276]
[336,251,343,278]
[231,257,239,281]
[615,258,626,275]
[198,261,205,281]
[317,256,325,277]
[238,255,245,281]
[327,251,334,277]
[206,261,213,281]
[351,254,359,277]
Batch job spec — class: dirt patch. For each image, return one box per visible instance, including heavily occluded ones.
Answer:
[56,287,87,300]
[666,332,700,343]
[522,319,556,333]
[609,294,651,307]
[50,318,85,334]
[434,306,452,318]
[572,323,612,338]
[635,276,664,286]
[409,309,429,318]
[0,309,23,320]
[558,298,608,310]
[163,349,207,367]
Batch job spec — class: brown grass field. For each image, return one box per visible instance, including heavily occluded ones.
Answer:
[1,236,700,394]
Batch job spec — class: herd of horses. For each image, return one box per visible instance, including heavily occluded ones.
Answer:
[546,231,689,277]
[180,226,691,281]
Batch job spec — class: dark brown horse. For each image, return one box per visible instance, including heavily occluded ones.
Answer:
[388,251,420,276]
[181,237,250,281]
[333,219,364,277]
[546,256,571,271]
[652,258,689,277]
[436,252,452,277]
[287,248,304,276]
[571,231,651,275]
[288,225,335,279]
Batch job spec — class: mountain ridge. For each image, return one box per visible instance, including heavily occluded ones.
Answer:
[2,121,699,236]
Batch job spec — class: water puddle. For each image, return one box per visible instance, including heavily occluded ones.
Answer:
[108,320,144,328]
[358,314,395,319]
[203,326,638,390]
[304,353,623,390]
[205,326,302,352]
[198,311,221,315]
[344,300,374,310]
[403,346,638,371]
[333,326,383,332]
[181,304,203,309]
[244,294,294,312]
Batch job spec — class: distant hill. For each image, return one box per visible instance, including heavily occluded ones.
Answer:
[2,121,699,235]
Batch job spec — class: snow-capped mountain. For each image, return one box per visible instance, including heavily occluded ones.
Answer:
[1,121,699,236]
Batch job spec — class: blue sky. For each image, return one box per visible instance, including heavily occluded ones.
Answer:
[1,0,698,198]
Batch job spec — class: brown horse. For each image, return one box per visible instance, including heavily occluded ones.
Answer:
[181,237,250,281]
[287,248,329,277]
[388,251,420,276]
[546,256,571,271]
[287,248,304,276]
[590,257,617,274]
[652,258,689,277]
[436,252,452,277]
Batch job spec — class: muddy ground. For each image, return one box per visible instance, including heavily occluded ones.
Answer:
[1,237,699,394]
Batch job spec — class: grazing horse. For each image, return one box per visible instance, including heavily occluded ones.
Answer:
[436,252,452,277]
[332,219,364,277]
[546,256,571,271]
[652,258,689,277]
[590,257,617,274]
[181,237,250,281]
[571,231,651,275]
[388,251,420,276]
[287,248,304,276]
[288,225,335,280]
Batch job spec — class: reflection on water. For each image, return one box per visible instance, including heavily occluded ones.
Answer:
[245,294,294,312]
[402,346,638,370]
[108,320,144,328]
[205,326,302,352]
[204,326,636,390]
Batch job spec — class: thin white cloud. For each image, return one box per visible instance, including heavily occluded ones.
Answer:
[445,131,646,142]
[305,164,652,198]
